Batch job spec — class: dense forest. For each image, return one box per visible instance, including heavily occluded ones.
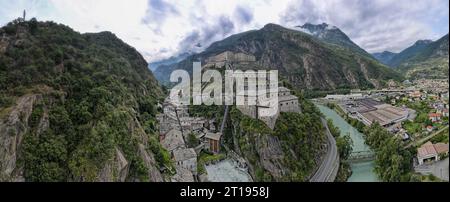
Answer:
[0,19,167,181]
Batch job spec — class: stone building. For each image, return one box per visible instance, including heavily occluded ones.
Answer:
[235,82,300,129]
[160,129,185,152]
[417,141,449,165]
[157,97,191,135]
[205,132,222,154]
[158,96,214,136]
[205,51,256,68]
[278,87,300,113]
[179,117,208,135]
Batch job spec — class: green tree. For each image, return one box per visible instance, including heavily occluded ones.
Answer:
[336,135,353,160]
[22,130,68,182]
[187,133,199,148]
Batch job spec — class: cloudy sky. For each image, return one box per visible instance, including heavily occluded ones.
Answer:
[0,0,448,62]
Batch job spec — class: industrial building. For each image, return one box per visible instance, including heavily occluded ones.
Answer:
[343,98,409,127]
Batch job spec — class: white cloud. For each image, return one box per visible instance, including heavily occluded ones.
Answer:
[0,0,448,61]
[280,0,449,53]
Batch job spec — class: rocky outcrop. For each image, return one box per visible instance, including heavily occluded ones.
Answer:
[254,134,286,180]
[0,40,8,54]
[97,148,129,182]
[138,144,163,182]
[231,118,290,182]
[0,94,41,180]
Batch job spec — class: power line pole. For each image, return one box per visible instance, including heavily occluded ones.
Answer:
[23,10,26,21]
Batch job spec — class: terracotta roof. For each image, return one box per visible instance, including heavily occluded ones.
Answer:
[428,113,442,117]
[417,142,449,158]
[418,142,437,158]
[434,143,449,154]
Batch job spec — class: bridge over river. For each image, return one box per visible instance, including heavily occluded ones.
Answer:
[347,151,375,163]
[316,104,380,182]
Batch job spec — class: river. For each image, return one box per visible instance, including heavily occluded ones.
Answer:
[316,104,380,182]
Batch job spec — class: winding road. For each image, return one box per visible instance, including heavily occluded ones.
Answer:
[309,118,340,182]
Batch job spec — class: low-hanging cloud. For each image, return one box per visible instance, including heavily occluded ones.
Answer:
[280,0,449,53]
[141,0,179,33]
[234,6,253,25]
[2,0,446,62]
[177,15,235,54]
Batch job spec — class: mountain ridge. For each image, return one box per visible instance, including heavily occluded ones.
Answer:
[386,39,434,67]
[396,34,449,79]
[154,23,402,91]
[295,23,374,59]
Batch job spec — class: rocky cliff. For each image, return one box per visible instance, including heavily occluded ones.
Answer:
[228,101,326,182]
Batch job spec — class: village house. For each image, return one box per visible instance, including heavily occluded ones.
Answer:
[160,129,186,152]
[443,109,449,117]
[179,117,208,134]
[417,142,449,165]
[428,113,442,123]
[157,97,191,135]
[205,132,222,154]
[409,91,422,99]
[173,148,198,175]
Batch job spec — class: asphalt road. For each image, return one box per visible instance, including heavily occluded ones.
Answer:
[309,118,339,182]
[415,157,449,181]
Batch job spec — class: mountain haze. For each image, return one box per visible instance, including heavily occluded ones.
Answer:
[148,52,191,71]
[372,51,397,65]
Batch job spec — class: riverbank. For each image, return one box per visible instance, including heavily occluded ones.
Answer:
[316,104,380,182]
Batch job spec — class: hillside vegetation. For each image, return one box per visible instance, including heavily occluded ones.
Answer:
[0,19,167,182]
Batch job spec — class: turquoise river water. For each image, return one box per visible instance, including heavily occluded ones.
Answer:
[316,104,380,182]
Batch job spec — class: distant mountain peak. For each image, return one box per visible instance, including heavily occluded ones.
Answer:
[262,23,284,31]
[380,50,396,54]
[372,51,398,65]
[299,22,338,32]
[295,22,373,59]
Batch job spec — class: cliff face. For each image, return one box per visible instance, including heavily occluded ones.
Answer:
[0,19,165,182]
[155,23,402,90]
[229,104,326,182]
[0,94,41,181]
